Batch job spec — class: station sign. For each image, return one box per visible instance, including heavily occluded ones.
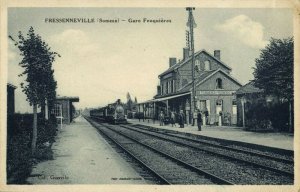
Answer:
[197,90,235,95]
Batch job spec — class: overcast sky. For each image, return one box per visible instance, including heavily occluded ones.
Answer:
[7,8,293,113]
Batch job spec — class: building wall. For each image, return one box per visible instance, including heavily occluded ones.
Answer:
[160,72,177,95]
[55,100,71,124]
[199,71,241,91]
[195,52,231,74]
[196,95,235,124]
[194,71,241,125]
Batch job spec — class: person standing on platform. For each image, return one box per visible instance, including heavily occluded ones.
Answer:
[204,107,209,125]
[192,111,197,126]
[159,111,164,126]
[179,110,184,128]
[197,110,203,131]
[170,111,176,127]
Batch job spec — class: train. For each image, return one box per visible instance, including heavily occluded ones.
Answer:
[89,99,127,124]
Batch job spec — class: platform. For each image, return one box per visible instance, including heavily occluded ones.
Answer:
[127,119,294,151]
[27,115,149,184]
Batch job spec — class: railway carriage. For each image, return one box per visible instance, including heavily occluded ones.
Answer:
[90,99,127,124]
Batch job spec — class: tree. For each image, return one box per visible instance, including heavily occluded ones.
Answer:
[253,37,293,131]
[9,27,60,155]
[132,96,138,111]
[126,92,133,111]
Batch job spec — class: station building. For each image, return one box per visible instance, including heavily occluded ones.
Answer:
[138,48,242,126]
[51,96,79,124]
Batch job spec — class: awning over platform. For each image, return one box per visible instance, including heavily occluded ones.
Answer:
[139,92,190,104]
[56,96,80,102]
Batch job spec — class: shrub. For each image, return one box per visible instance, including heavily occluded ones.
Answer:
[269,102,290,131]
[7,113,57,183]
[244,99,291,132]
[37,115,57,144]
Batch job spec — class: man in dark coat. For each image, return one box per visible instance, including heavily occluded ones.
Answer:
[204,107,209,125]
[179,110,184,128]
[197,110,203,131]
[159,111,164,126]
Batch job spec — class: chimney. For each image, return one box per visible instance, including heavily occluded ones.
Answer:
[214,50,221,60]
[183,48,189,60]
[169,57,177,67]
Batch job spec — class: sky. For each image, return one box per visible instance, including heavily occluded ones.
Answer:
[7,8,293,113]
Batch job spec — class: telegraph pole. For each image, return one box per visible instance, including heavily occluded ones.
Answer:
[186,7,197,124]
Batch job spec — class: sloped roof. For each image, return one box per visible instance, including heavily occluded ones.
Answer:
[235,81,263,95]
[178,70,216,92]
[154,89,190,99]
[159,49,232,77]
[56,96,80,102]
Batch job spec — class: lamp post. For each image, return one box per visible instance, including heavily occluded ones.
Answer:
[186,7,197,126]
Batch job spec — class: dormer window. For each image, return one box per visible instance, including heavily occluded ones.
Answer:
[204,60,211,71]
[216,78,223,89]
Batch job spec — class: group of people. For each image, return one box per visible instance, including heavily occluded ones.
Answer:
[159,110,184,128]
[159,110,207,131]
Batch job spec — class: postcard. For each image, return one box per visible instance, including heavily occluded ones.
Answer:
[0,0,299,191]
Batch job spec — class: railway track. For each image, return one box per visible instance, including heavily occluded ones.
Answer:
[133,124,293,162]
[120,124,294,175]
[86,117,294,184]
[86,117,233,185]
[104,122,293,184]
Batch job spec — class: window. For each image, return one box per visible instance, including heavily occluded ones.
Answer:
[165,82,167,94]
[216,99,223,114]
[216,99,223,105]
[195,60,201,71]
[52,103,61,117]
[232,100,237,115]
[196,100,200,110]
[165,82,168,94]
[161,83,164,95]
[204,60,210,71]
[216,78,223,89]
[169,81,171,93]
[172,80,175,93]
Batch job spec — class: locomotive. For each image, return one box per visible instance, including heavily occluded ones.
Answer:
[90,99,127,124]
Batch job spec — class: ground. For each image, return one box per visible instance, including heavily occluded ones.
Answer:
[27,116,148,184]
